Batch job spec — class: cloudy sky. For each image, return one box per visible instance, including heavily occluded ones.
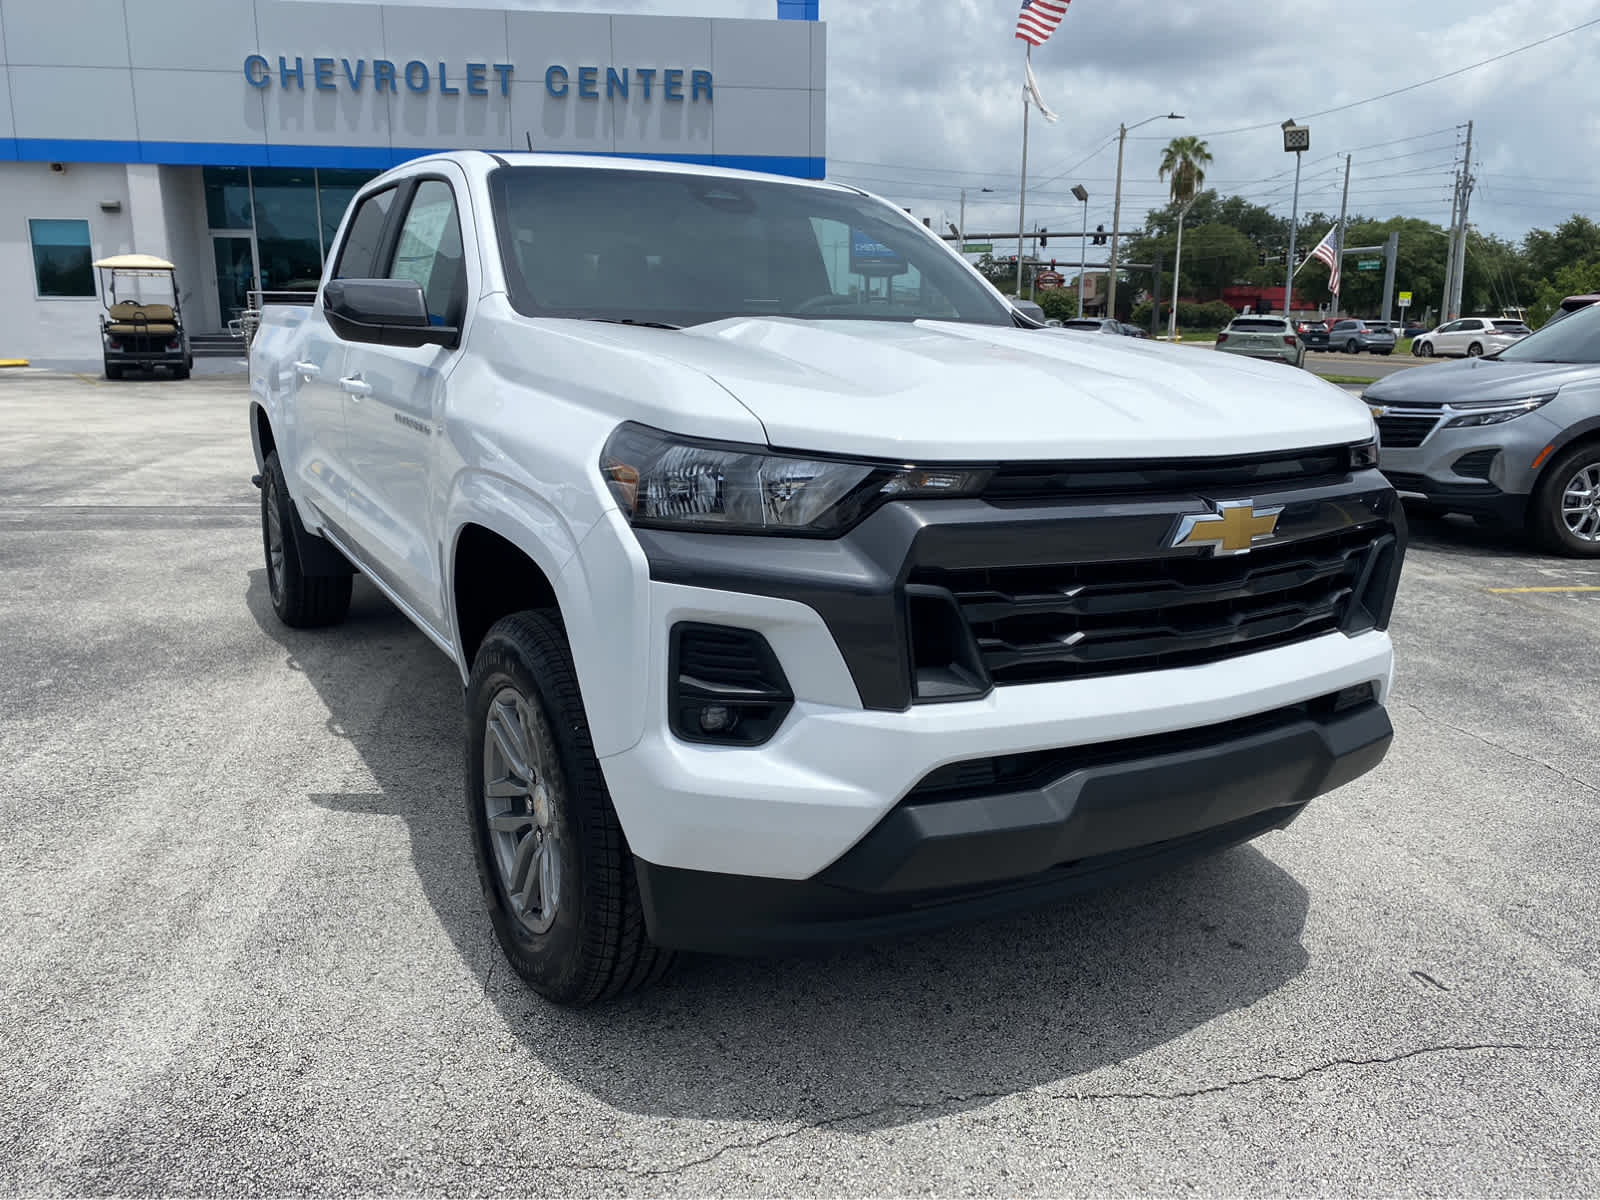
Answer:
[333,0,1600,249]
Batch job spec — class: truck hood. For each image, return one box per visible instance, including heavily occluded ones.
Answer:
[1362,355,1600,407]
[582,317,1375,461]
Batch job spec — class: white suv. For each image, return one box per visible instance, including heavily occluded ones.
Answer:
[1414,317,1531,359]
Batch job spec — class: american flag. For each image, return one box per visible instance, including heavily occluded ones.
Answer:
[1015,0,1070,47]
[1308,224,1342,294]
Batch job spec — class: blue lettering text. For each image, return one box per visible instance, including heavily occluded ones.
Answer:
[545,65,568,97]
[606,67,628,99]
[438,62,459,95]
[314,57,335,91]
[467,62,488,96]
[405,60,429,92]
[244,54,270,88]
[664,68,684,101]
[493,63,514,95]
[279,55,305,89]
[578,66,598,99]
[691,69,713,101]
[374,60,397,92]
[636,67,655,99]
[342,58,365,89]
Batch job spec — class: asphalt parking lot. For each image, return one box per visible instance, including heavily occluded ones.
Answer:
[3,370,1599,1196]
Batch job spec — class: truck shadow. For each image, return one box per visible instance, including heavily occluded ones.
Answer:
[246,570,1312,1128]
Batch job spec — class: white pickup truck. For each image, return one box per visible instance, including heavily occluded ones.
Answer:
[249,152,1405,1005]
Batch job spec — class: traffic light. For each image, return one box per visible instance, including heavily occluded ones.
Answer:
[1039,228,1049,247]
[1051,259,1057,270]
[1093,224,1106,246]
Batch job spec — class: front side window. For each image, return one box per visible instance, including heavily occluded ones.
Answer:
[332,186,396,280]
[29,219,95,298]
[387,180,467,327]
[488,166,1012,328]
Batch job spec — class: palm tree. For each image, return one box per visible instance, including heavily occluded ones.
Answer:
[1159,136,1214,339]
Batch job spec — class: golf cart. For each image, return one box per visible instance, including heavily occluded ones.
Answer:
[95,255,192,380]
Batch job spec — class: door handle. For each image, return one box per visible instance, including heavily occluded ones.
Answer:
[292,360,321,379]
[339,376,373,398]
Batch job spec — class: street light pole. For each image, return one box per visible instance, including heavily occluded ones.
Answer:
[1106,111,1183,321]
[1072,183,1089,318]
[1281,119,1310,319]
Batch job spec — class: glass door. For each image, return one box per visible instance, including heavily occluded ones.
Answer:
[212,235,258,330]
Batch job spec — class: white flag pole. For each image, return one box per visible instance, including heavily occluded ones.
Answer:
[1016,44,1030,296]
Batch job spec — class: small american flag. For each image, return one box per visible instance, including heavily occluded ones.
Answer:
[1308,224,1342,294]
[1015,0,1070,47]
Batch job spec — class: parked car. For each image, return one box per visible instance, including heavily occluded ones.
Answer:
[1058,317,1124,335]
[1328,318,1396,355]
[1401,320,1427,339]
[1297,320,1330,351]
[1117,322,1151,339]
[249,151,1402,1004]
[1365,299,1600,555]
[1543,294,1600,328]
[1215,315,1306,368]
[1412,316,1530,359]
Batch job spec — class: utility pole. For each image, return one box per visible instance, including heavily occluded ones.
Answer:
[1016,52,1031,296]
[1328,154,1352,322]
[1379,230,1399,324]
[1448,119,1474,322]
[1107,123,1128,319]
[1441,172,1460,322]
[958,189,966,248]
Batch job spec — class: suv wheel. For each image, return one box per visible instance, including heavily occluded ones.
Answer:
[1467,342,1484,358]
[1345,338,1360,354]
[1416,341,1433,357]
[260,450,352,627]
[465,610,673,1006]
[1530,444,1600,557]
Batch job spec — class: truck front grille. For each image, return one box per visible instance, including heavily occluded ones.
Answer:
[909,526,1390,688]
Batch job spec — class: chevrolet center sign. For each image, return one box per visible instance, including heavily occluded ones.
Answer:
[243,56,715,102]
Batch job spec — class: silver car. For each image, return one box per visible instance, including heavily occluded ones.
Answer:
[1364,301,1600,556]
[1214,315,1306,367]
[1412,316,1530,359]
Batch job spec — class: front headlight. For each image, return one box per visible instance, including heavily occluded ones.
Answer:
[1443,392,1557,428]
[600,423,991,535]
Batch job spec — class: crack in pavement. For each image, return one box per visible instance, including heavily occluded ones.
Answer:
[471,1041,1594,1181]
[1400,701,1599,795]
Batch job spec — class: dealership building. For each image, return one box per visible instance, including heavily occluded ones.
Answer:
[0,0,827,362]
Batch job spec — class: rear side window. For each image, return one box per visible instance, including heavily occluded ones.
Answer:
[387,179,468,328]
[333,186,397,279]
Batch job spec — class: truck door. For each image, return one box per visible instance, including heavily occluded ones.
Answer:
[291,183,401,537]
[339,172,473,634]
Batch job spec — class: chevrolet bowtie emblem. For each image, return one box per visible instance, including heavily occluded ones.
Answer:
[1170,500,1284,556]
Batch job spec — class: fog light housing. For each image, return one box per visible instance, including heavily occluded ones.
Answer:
[670,623,794,746]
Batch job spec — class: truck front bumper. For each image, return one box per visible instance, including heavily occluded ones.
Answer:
[633,690,1390,954]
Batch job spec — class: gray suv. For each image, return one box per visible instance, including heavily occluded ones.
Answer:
[1364,301,1600,555]
[1328,318,1396,355]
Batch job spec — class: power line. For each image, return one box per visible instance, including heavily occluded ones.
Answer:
[1128,18,1600,139]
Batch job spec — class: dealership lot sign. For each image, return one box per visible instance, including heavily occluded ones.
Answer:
[244,55,714,101]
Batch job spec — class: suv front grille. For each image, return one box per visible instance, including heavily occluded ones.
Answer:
[909,526,1389,688]
[1376,414,1438,448]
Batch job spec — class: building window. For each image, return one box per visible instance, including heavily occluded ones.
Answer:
[29,219,96,298]
[204,166,253,229]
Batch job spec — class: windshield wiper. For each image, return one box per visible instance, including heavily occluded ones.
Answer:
[587,317,682,331]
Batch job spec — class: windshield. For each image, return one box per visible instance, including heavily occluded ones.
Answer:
[488,167,1013,328]
[1497,301,1600,363]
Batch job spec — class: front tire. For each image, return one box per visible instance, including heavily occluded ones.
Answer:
[260,450,352,627]
[1530,444,1600,557]
[465,611,673,1006]
[1417,341,1434,358]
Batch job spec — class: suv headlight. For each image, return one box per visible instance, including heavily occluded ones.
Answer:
[1443,392,1557,428]
[600,423,991,535]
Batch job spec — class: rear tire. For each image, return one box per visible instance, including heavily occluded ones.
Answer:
[1529,443,1600,558]
[1467,342,1484,358]
[260,450,352,627]
[1345,338,1360,354]
[465,611,674,1006]
[104,362,123,381]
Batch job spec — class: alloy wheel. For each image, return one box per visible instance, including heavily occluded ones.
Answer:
[264,476,285,603]
[1560,464,1600,543]
[482,687,562,935]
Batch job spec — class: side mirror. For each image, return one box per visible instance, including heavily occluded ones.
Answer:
[323,278,459,349]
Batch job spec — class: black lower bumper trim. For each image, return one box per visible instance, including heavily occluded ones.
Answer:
[1384,471,1526,525]
[636,699,1391,955]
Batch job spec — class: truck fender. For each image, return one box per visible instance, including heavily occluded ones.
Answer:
[444,475,648,759]
[250,401,353,578]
